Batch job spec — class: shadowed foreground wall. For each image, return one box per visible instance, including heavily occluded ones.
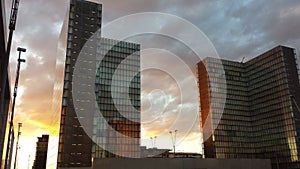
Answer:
[92,158,271,169]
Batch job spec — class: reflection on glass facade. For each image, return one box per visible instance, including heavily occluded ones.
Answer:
[57,0,141,168]
[93,38,140,158]
[198,46,300,169]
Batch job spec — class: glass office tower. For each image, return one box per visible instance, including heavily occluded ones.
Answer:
[57,0,102,167]
[93,38,140,158]
[198,46,300,169]
[57,0,140,168]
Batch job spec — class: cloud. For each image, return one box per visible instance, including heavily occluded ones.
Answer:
[99,0,300,152]
[4,1,300,166]
[196,0,300,60]
[5,0,68,138]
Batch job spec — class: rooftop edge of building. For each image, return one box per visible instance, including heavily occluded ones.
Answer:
[100,37,141,48]
[198,45,296,65]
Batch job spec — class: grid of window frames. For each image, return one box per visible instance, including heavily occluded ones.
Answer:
[198,46,300,169]
[93,38,141,158]
[58,0,102,167]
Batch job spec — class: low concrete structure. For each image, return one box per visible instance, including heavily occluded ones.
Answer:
[169,152,202,158]
[140,146,170,158]
[93,158,271,169]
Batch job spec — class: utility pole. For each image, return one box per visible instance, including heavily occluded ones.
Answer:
[169,130,178,157]
[4,47,26,169]
[150,136,157,148]
[27,155,30,169]
[13,123,22,169]
[150,137,153,148]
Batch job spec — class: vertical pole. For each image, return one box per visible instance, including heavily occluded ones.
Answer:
[4,48,26,169]
[150,137,153,148]
[174,130,177,156]
[169,131,173,156]
[154,136,157,148]
[13,123,21,169]
[27,155,30,169]
[169,130,178,158]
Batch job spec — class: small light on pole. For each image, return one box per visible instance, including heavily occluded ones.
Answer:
[169,130,178,157]
[17,47,26,52]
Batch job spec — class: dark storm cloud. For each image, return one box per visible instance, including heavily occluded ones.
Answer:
[195,0,300,60]
[98,0,300,149]
[100,0,300,61]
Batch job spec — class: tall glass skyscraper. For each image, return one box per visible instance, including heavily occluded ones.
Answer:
[57,0,140,168]
[57,0,102,167]
[198,46,300,169]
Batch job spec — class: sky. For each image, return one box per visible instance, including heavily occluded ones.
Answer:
[4,0,300,168]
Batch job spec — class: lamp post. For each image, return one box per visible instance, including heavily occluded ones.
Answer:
[169,130,178,157]
[27,155,30,169]
[4,47,26,169]
[150,136,157,148]
[13,123,22,169]
[150,137,153,148]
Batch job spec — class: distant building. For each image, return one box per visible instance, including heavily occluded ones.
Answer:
[168,152,202,158]
[140,146,202,158]
[57,0,140,168]
[140,146,170,158]
[32,135,49,169]
[198,46,300,169]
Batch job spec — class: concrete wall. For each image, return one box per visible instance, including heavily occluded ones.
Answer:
[93,158,271,169]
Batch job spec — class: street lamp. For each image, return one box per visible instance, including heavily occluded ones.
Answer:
[13,123,22,169]
[4,47,26,169]
[150,136,157,148]
[169,130,178,157]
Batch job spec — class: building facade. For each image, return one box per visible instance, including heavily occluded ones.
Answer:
[32,135,49,169]
[93,38,140,159]
[57,0,140,168]
[198,46,300,169]
[57,0,102,167]
[0,0,13,168]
